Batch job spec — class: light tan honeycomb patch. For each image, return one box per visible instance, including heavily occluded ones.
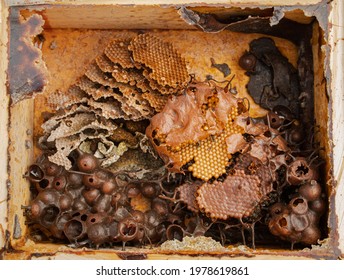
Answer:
[116,84,154,118]
[111,66,144,86]
[75,76,114,100]
[175,106,244,181]
[96,54,115,73]
[129,33,189,89]
[142,91,169,112]
[46,86,87,110]
[142,69,177,95]
[85,62,122,88]
[104,38,137,69]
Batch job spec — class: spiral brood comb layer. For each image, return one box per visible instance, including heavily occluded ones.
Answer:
[104,38,136,69]
[42,34,188,170]
[129,33,189,90]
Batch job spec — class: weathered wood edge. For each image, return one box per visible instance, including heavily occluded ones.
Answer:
[5,0,324,8]
[330,0,344,258]
[0,0,10,251]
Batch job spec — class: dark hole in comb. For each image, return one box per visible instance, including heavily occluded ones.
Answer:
[72,212,81,218]
[279,217,287,227]
[29,165,44,181]
[123,224,136,236]
[293,198,305,207]
[153,138,161,146]
[39,179,50,189]
[65,220,83,238]
[296,164,309,176]
[81,214,88,221]
[263,131,272,138]
[41,205,59,225]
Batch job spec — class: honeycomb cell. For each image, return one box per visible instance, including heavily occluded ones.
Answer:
[96,54,115,73]
[129,33,189,90]
[142,90,169,112]
[176,182,201,213]
[146,82,248,180]
[196,170,261,219]
[104,38,137,69]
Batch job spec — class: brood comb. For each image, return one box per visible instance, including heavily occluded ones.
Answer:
[104,38,137,69]
[176,182,201,213]
[47,33,188,122]
[129,33,189,91]
[234,153,274,197]
[196,170,261,219]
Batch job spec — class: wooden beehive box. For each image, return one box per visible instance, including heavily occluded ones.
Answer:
[0,0,343,260]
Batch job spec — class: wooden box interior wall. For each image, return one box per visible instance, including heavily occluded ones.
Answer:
[3,3,339,259]
[0,0,10,251]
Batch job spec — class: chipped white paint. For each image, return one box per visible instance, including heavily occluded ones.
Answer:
[330,0,344,256]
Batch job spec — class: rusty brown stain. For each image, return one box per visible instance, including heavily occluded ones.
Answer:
[8,8,48,104]
[117,252,147,260]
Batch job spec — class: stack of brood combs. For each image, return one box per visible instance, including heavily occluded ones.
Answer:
[42,33,189,171]
[24,33,326,250]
